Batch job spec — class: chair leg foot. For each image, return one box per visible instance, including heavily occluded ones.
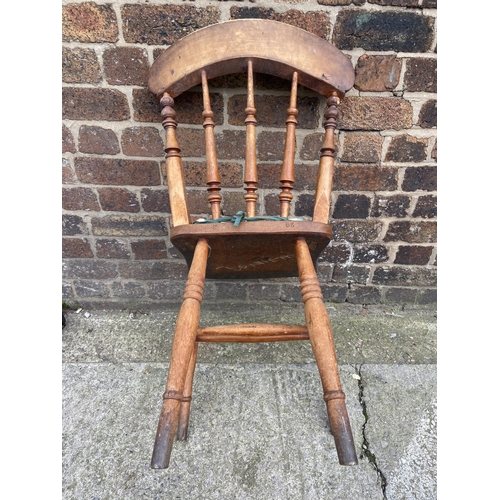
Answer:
[151,398,181,469]
[295,237,358,466]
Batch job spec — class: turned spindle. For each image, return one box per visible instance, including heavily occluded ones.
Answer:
[161,92,190,226]
[244,60,258,218]
[313,92,340,224]
[201,71,222,220]
[279,71,298,218]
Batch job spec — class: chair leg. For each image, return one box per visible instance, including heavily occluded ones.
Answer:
[295,238,358,466]
[151,239,210,469]
[176,342,198,441]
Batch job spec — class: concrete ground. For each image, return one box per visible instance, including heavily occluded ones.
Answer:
[62,302,437,500]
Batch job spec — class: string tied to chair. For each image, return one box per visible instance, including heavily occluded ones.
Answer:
[194,211,303,227]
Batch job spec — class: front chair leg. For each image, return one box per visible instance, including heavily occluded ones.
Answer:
[295,237,358,466]
[176,342,198,441]
[151,239,209,469]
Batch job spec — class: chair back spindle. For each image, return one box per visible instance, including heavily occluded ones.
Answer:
[161,92,190,226]
[201,71,222,220]
[313,92,340,224]
[279,71,299,218]
[243,61,258,218]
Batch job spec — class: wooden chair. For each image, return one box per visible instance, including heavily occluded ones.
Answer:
[148,19,358,469]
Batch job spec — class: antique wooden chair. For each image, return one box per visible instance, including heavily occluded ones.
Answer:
[147,19,358,469]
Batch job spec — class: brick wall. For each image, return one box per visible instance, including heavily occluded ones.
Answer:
[62,0,437,308]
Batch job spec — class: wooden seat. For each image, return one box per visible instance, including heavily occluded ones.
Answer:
[147,19,358,469]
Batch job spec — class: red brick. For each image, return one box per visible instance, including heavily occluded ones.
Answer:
[95,239,130,259]
[62,187,100,211]
[176,128,206,158]
[333,165,398,191]
[221,191,248,216]
[215,130,247,160]
[103,47,149,86]
[131,239,168,260]
[175,92,224,126]
[257,132,286,161]
[294,164,319,190]
[62,259,117,279]
[62,47,101,84]
[62,2,118,43]
[62,158,76,184]
[354,55,402,92]
[132,88,162,123]
[98,188,140,213]
[79,126,120,155]
[418,100,437,129]
[63,215,88,236]
[183,161,242,188]
[341,132,383,163]
[75,158,161,186]
[62,238,93,258]
[230,7,330,39]
[63,125,76,153]
[121,127,164,157]
[186,190,211,215]
[368,0,419,6]
[300,133,324,161]
[121,4,220,45]
[338,97,413,131]
[63,88,130,121]
[140,188,171,213]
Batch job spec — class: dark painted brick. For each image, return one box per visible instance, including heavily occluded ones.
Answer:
[368,0,419,5]
[147,281,184,301]
[95,239,130,259]
[384,221,437,243]
[62,259,117,279]
[98,188,140,213]
[385,135,428,163]
[74,280,110,298]
[416,288,437,304]
[62,158,76,184]
[62,47,101,84]
[248,284,281,301]
[215,282,248,301]
[257,132,286,161]
[404,58,437,93]
[347,285,382,305]
[353,244,389,263]
[62,238,93,258]
[322,284,349,303]
[215,130,247,160]
[294,164,319,191]
[412,195,437,218]
[318,243,351,264]
[332,220,383,242]
[111,282,146,298]
[118,261,188,280]
[295,194,315,217]
[402,166,437,191]
[62,282,74,299]
[334,10,435,52]
[384,287,419,305]
[92,215,168,236]
[175,92,224,126]
[300,133,324,161]
[371,195,411,218]
[62,88,130,121]
[279,284,302,302]
[131,239,168,260]
[333,194,371,219]
[63,215,88,236]
[372,266,437,286]
[418,100,437,128]
[79,126,120,155]
[121,4,220,45]
[394,245,433,265]
[75,158,161,186]
[332,264,370,284]
[264,193,280,216]
[62,2,118,43]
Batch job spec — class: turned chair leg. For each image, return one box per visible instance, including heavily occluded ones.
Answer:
[177,342,198,441]
[151,239,209,469]
[295,238,358,466]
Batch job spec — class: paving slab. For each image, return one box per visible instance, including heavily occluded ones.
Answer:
[62,304,436,499]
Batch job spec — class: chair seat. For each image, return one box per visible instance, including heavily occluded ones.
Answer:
[171,220,332,279]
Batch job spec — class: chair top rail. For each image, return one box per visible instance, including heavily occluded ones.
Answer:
[148,19,354,98]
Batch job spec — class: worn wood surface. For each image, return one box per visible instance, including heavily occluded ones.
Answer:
[148,19,354,98]
[197,324,309,343]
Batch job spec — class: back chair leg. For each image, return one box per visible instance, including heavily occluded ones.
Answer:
[295,238,358,465]
[151,239,210,469]
[177,342,198,441]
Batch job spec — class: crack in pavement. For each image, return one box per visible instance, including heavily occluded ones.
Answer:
[355,362,388,500]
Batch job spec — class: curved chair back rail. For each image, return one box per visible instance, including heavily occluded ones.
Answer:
[148,19,355,98]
